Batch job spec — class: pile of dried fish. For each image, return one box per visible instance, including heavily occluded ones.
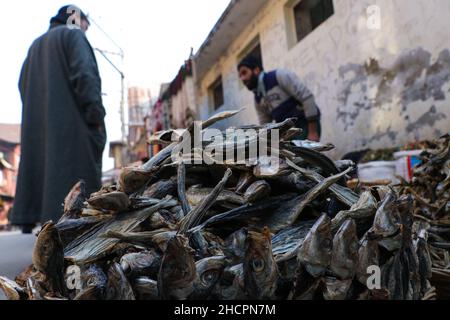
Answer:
[0,112,446,300]
[399,133,450,299]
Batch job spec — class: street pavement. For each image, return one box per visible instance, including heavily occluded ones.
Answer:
[0,231,36,300]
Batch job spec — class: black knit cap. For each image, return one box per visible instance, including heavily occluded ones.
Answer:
[237,56,263,71]
[50,5,89,25]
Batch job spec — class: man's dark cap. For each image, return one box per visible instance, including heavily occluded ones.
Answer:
[50,5,89,25]
[238,56,263,71]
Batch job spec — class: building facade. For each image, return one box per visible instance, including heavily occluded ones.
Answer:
[107,87,152,183]
[169,0,450,158]
[0,124,21,225]
[127,86,152,162]
[161,59,197,129]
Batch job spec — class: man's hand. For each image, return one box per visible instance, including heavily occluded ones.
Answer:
[308,131,320,142]
[307,121,320,142]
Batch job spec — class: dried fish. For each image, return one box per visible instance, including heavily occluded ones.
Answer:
[87,191,130,213]
[0,277,27,300]
[6,113,443,301]
[297,214,332,278]
[244,180,271,203]
[106,263,135,300]
[74,264,107,300]
[120,250,161,279]
[32,221,66,296]
[190,256,227,300]
[60,180,86,221]
[243,228,279,299]
[133,277,159,300]
[158,234,196,300]
[330,219,359,280]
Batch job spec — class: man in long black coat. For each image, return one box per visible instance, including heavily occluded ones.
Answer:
[12,6,107,233]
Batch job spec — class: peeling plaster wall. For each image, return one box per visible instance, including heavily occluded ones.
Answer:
[195,0,450,158]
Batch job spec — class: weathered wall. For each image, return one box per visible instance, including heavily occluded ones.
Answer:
[171,77,197,128]
[196,0,450,158]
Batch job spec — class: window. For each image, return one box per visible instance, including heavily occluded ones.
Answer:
[237,36,264,89]
[286,0,334,46]
[209,76,224,110]
[238,37,264,71]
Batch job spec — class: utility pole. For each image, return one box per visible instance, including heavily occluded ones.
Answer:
[94,48,126,143]
[89,16,127,143]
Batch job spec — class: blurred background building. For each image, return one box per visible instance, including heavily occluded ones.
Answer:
[0,124,21,226]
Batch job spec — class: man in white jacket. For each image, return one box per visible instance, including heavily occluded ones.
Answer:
[238,56,321,141]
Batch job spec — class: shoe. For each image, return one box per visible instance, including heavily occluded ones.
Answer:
[21,224,36,234]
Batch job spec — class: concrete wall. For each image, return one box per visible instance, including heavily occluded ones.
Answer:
[195,0,450,158]
[171,77,198,128]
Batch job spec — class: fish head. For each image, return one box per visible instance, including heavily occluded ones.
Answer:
[335,219,359,256]
[87,192,130,212]
[368,190,401,242]
[244,180,271,203]
[119,167,153,194]
[243,227,279,299]
[120,250,161,279]
[192,256,228,298]
[106,263,135,300]
[297,214,332,277]
[63,180,86,214]
[330,219,359,279]
[158,235,196,299]
[32,221,63,271]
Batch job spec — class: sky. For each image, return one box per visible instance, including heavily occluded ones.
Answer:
[0,0,231,171]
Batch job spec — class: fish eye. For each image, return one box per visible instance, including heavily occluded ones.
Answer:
[252,258,265,272]
[201,270,220,286]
